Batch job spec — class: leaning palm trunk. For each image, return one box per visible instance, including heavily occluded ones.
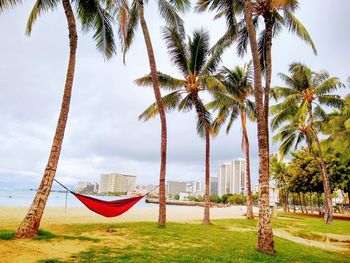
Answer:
[192,94,210,224]
[308,107,333,223]
[139,0,168,227]
[15,0,77,239]
[241,112,253,219]
[244,0,275,255]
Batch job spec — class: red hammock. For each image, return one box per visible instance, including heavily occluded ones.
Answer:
[72,193,145,217]
[54,179,148,217]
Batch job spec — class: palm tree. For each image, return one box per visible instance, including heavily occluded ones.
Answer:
[272,63,344,224]
[323,94,350,162]
[207,64,256,219]
[136,27,222,225]
[196,0,316,154]
[270,154,290,212]
[242,0,275,255]
[116,0,190,228]
[270,100,316,158]
[15,0,116,239]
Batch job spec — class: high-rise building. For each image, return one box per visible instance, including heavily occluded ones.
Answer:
[166,181,187,196]
[218,158,246,196]
[98,173,136,194]
[75,182,97,194]
[210,177,218,196]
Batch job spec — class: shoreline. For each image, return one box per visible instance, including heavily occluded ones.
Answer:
[0,206,246,229]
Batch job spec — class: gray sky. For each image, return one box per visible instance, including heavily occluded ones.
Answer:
[0,0,349,189]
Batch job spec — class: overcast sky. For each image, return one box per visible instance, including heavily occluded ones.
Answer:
[0,0,349,189]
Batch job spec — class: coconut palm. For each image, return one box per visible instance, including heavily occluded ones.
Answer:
[115,0,190,228]
[15,0,116,239]
[272,62,344,224]
[207,64,256,220]
[136,27,223,225]
[196,0,316,149]
[241,0,275,254]
[270,99,317,158]
[270,154,290,212]
[323,94,350,162]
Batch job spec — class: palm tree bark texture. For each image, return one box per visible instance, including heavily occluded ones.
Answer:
[244,0,275,255]
[138,0,168,227]
[241,110,254,219]
[192,94,211,225]
[15,0,77,238]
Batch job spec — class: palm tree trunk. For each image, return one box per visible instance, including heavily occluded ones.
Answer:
[244,0,275,255]
[308,106,333,224]
[263,14,273,185]
[138,0,168,227]
[303,193,308,213]
[292,193,296,212]
[286,191,289,212]
[310,192,313,214]
[241,112,253,219]
[317,192,321,214]
[203,126,211,224]
[299,193,304,213]
[15,0,77,239]
[191,94,211,225]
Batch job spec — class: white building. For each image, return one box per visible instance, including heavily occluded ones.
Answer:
[166,181,187,196]
[75,182,98,193]
[98,173,136,194]
[210,177,218,196]
[218,158,246,196]
[186,181,203,196]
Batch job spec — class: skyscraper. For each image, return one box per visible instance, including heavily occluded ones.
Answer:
[210,177,218,196]
[218,158,246,196]
[98,173,136,194]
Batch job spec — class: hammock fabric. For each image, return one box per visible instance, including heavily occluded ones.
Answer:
[54,179,147,218]
[72,193,145,217]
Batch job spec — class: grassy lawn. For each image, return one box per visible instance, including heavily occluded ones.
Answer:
[1,215,349,262]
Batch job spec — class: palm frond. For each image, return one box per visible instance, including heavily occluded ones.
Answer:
[122,0,139,62]
[314,77,344,96]
[226,108,239,133]
[135,72,186,90]
[178,93,193,111]
[0,0,21,12]
[77,0,117,59]
[318,95,344,109]
[162,26,189,76]
[26,0,60,36]
[157,0,187,37]
[283,10,317,54]
[196,102,212,138]
[138,91,182,121]
[189,28,209,74]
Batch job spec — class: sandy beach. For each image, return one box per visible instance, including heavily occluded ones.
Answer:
[0,205,248,229]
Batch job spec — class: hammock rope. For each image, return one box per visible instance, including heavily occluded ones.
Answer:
[53,179,158,218]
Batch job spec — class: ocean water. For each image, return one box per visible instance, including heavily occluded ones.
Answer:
[0,189,155,208]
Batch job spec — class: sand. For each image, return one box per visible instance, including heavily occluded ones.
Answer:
[0,205,246,229]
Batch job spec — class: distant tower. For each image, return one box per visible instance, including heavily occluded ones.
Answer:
[218,159,246,196]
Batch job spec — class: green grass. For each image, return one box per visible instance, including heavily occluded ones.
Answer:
[1,215,349,262]
[0,230,15,240]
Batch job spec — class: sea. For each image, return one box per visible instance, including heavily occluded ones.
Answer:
[0,188,155,208]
